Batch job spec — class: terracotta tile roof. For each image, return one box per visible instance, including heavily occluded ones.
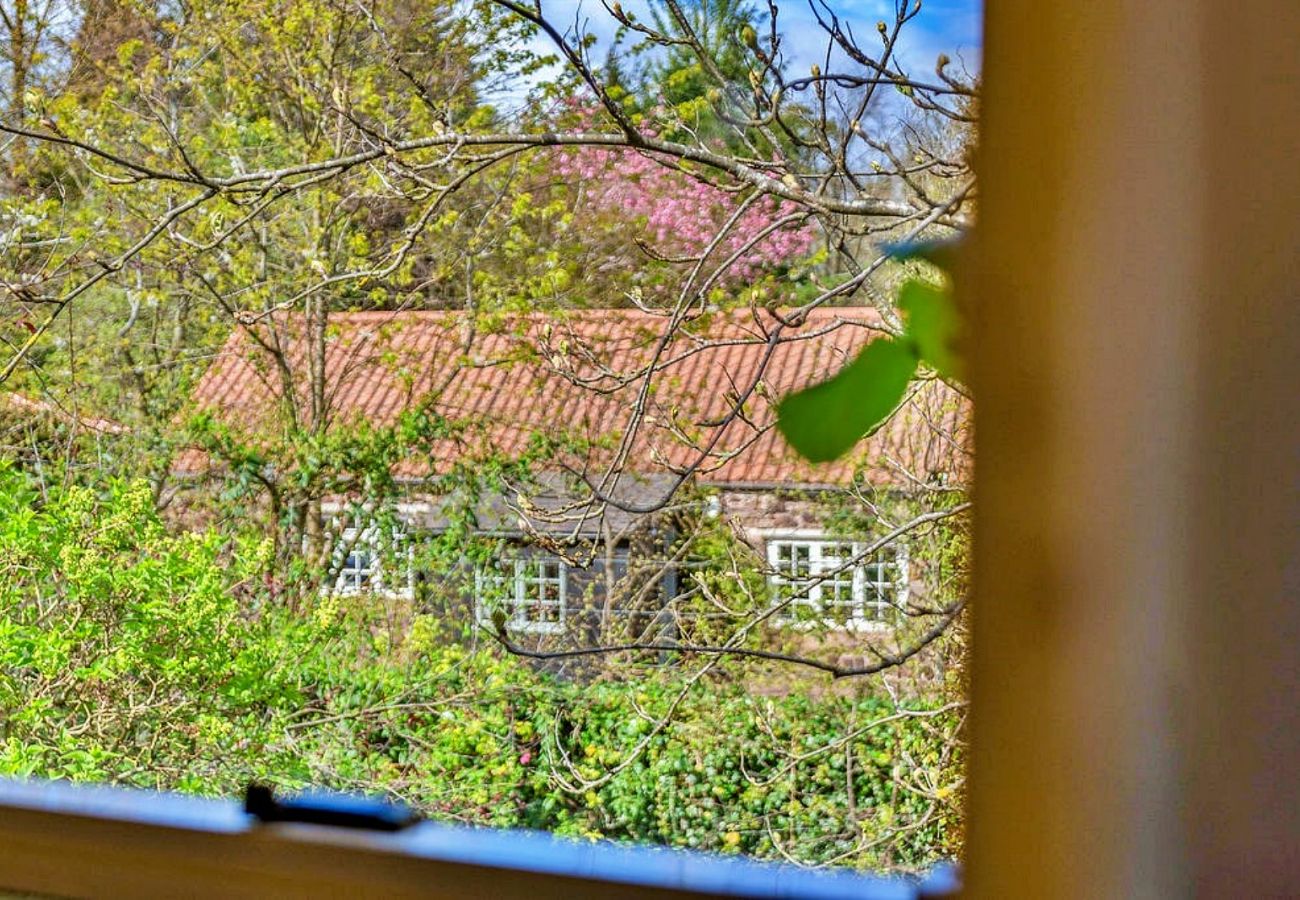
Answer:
[181,308,969,488]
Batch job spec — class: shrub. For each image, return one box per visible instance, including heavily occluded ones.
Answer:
[0,463,960,870]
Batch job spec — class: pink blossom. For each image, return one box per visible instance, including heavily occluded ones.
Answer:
[551,102,817,289]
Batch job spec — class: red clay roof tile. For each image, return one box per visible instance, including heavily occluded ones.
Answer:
[183,308,969,487]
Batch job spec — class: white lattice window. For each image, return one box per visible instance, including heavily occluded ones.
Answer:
[767,537,908,628]
[330,524,412,598]
[476,557,568,634]
[337,542,376,593]
[861,558,901,622]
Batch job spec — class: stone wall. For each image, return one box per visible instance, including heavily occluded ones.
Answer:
[717,486,835,541]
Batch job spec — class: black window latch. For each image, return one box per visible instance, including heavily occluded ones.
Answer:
[244,783,420,832]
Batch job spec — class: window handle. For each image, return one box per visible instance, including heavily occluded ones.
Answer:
[244,783,420,831]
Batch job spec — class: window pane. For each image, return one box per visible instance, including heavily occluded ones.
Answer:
[492,557,565,631]
[793,544,812,577]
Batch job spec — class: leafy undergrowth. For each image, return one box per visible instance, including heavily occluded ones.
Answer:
[0,464,961,871]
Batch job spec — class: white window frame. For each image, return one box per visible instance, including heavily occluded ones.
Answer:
[475,556,569,635]
[764,532,909,631]
[330,523,414,599]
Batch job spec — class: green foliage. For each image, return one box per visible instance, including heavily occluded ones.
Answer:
[0,463,959,870]
[0,464,278,783]
[776,338,919,463]
[898,281,964,383]
[0,0,971,873]
[777,256,964,462]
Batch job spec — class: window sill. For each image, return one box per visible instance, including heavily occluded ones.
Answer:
[479,622,567,636]
[0,778,951,899]
[330,587,415,601]
[777,616,897,635]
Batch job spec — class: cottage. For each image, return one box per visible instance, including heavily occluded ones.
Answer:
[179,308,969,650]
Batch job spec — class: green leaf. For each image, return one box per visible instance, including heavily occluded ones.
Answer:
[898,279,964,381]
[777,338,918,462]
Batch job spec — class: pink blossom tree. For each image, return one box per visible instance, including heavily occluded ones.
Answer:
[550,104,818,295]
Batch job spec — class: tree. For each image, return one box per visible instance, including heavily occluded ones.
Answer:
[0,0,976,869]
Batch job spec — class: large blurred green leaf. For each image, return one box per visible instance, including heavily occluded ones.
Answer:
[779,239,967,463]
[776,337,918,463]
[898,280,964,381]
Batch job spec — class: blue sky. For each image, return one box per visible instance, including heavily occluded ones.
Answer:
[511,0,982,101]
[775,0,981,76]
